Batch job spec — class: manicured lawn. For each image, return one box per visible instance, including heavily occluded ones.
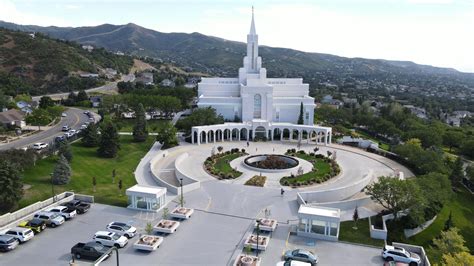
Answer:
[116,119,170,132]
[19,136,155,209]
[339,218,385,247]
[280,153,332,185]
[402,186,474,263]
[212,152,244,178]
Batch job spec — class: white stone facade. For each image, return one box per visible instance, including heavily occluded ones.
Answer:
[193,9,331,145]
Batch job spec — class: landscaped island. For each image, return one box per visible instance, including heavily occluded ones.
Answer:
[204,148,247,179]
[244,154,299,170]
[280,150,340,187]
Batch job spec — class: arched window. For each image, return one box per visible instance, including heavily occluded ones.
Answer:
[253,94,261,119]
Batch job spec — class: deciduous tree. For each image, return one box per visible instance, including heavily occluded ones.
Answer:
[156,122,178,149]
[132,103,148,142]
[0,161,23,212]
[432,227,468,255]
[39,96,54,109]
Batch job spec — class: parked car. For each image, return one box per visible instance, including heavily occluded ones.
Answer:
[89,117,95,122]
[62,112,67,117]
[68,129,77,135]
[55,135,66,143]
[32,142,48,150]
[71,242,110,260]
[0,235,19,252]
[382,245,421,266]
[1,227,34,243]
[80,124,87,130]
[93,231,128,248]
[18,218,47,234]
[33,212,65,228]
[46,206,77,220]
[62,125,70,132]
[106,222,137,238]
[64,132,74,138]
[83,111,90,115]
[277,260,312,266]
[63,200,91,214]
[283,249,319,265]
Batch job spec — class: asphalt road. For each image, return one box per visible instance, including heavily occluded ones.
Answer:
[0,107,92,151]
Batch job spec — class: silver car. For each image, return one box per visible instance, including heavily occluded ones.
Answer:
[33,212,65,228]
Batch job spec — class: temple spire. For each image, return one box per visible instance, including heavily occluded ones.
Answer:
[249,6,256,35]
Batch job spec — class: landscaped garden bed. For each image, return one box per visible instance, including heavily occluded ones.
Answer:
[244,175,267,187]
[255,218,277,232]
[170,206,194,220]
[232,254,261,266]
[279,149,340,187]
[133,235,163,251]
[244,234,269,251]
[204,148,247,179]
[153,219,180,234]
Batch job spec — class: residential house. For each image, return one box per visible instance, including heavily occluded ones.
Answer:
[0,109,26,129]
[102,68,118,79]
[89,96,102,108]
[136,73,154,85]
[79,73,99,78]
[403,105,428,120]
[82,45,94,52]
[16,101,33,114]
[160,79,175,88]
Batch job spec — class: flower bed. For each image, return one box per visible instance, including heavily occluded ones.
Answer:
[204,148,247,179]
[255,218,277,232]
[244,234,269,251]
[244,175,267,187]
[133,235,163,251]
[233,254,261,266]
[280,150,340,187]
[153,219,180,234]
[170,206,194,220]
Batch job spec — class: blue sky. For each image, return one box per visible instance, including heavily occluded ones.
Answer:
[1,0,473,72]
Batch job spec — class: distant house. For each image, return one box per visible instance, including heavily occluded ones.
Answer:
[29,33,36,39]
[121,111,135,119]
[89,96,102,108]
[403,105,428,120]
[82,45,94,52]
[0,109,26,129]
[160,79,175,88]
[115,51,125,56]
[16,101,33,114]
[102,68,118,79]
[80,73,99,78]
[135,73,154,85]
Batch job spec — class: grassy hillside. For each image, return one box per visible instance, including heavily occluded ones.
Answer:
[0,28,133,95]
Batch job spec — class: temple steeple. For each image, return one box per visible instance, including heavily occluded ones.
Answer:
[250,6,256,35]
[246,6,259,73]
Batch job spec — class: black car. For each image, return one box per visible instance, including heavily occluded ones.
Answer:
[63,200,91,214]
[71,242,110,260]
[18,218,47,234]
[55,135,66,143]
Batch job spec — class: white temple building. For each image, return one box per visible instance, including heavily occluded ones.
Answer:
[191,9,332,145]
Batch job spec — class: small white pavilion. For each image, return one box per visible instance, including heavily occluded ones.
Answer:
[297,205,341,241]
[126,185,167,212]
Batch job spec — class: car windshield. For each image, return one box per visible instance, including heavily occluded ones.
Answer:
[120,225,131,230]
[51,214,60,219]
[6,238,16,244]
[111,234,120,240]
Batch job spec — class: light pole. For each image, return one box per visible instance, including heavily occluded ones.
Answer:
[256,222,260,257]
[180,178,184,207]
[50,173,56,202]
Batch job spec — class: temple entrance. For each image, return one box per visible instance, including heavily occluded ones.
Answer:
[254,126,266,140]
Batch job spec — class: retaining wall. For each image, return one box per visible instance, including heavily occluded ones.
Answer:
[392,242,431,266]
[369,216,387,240]
[174,153,201,193]
[297,171,373,204]
[149,150,179,193]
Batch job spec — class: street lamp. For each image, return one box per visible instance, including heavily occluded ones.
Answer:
[180,178,184,207]
[50,173,56,202]
[255,221,261,257]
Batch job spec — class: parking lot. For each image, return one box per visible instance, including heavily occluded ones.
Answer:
[0,182,387,266]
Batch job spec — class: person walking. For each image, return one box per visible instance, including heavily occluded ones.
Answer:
[280,188,285,196]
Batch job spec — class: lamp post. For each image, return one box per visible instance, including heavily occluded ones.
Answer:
[50,173,56,202]
[180,178,184,207]
[256,222,260,257]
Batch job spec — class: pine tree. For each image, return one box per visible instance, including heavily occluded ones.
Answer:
[76,90,89,102]
[97,121,120,158]
[52,155,72,185]
[81,123,99,147]
[450,157,464,183]
[118,179,123,196]
[92,176,97,193]
[132,103,148,142]
[297,102,304,124]
[353,206,359,229]
[0,161,24,212]
[58,140,73,162]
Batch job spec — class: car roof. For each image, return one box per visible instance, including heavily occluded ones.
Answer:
[8,227,30,232]
[95,231,114,236]
[0,235,16,240]
[109,222,128,227]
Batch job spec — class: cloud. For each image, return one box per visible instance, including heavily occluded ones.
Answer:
[0,0,70,26]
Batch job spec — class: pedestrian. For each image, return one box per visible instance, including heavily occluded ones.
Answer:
[247,141,249,147]
[280,188,285,196]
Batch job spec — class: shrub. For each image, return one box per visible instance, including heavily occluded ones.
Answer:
[298,150,305,154]
[309,152,315,156]
[241,148,246,153]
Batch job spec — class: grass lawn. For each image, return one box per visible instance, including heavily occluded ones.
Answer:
[401,186,474,263]
[19,136,154,209]
[116,119,170,132]
[212,152,244,178]
[281,153,332,185]
[339,218,385,247]
[354,129,390,151]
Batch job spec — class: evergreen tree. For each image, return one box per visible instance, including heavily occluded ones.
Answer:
[297,102,304,124]
[39,96,54,109]
[58,140,73,162]
[65,92,77,106]
[0,161,24,212]
[76,90,89,102]
[52,155,72,185]
[353,206,359,229]
[92,176,97,192]
[81,123,99,147]
[132,103,148,142]
[97,121,120,158]
[450,157,464,183]
[118,179,123,196]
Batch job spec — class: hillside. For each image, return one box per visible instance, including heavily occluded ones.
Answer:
[0,20,470,79]
[0,27,133,95]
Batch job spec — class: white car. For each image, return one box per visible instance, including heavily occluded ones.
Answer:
[80,124,87,130]
[2,227,34,243]
[61,113,67,117]
[64,132,74,138]
[276,260,312,266]
[45,206,77,220]
[106,222,137,238]
[32,142,48,150]
[382,245,421,266]
[93,231,128,248]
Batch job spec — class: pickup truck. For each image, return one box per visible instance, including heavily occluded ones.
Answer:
[46,206,77,220]
[71,242,110,261]
[62,200,90,214]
